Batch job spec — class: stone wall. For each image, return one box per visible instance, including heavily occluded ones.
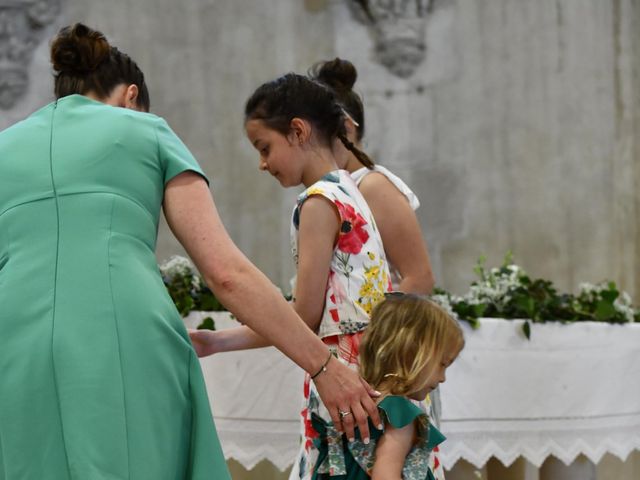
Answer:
[2,0,638,299]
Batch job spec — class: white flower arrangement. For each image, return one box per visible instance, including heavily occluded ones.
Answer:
[157,254,638,337]
[159,255,201,291]
[432,253,638,338]
[159,255,223,323]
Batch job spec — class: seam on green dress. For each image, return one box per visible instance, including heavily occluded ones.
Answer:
[0,190,156,224]
[47,100,73,478]
[106,196,131,479]
[0,228,7,271]
[0,197,54,220]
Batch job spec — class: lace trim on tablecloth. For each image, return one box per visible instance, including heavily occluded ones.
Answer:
[216,423,299,471]
[439,415,640,469]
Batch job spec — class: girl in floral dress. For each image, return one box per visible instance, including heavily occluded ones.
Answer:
[312,294,464,480]
[190,73,391,479]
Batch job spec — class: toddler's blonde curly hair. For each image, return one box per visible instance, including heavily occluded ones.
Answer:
[359,293,464,397]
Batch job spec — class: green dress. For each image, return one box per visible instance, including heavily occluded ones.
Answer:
[0,95,230,480]
[311,396,445,480]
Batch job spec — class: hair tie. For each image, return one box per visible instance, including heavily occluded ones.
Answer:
[341,108,360,127]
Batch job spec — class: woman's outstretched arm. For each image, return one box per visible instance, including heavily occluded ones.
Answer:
[163,172,381,441]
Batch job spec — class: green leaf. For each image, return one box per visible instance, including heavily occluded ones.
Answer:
[594,300,616,321]
[600,288,619,303]
[466,318,481,329]
[198,292,223,311]
[522,320,531,340]
[176,296,194,316]
[473,303,487,317]
[473,255,487,279]
[197,317,216,331]
[514,295,535,318]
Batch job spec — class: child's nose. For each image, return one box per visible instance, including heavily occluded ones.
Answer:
[258,159,268,171]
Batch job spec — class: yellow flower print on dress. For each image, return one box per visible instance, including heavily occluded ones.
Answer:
[357,259,388,315]
[306,186,325,197]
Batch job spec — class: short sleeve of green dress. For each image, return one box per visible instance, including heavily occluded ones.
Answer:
[311,395,445,480]
[155,117,208,186]
[0,95,229,479]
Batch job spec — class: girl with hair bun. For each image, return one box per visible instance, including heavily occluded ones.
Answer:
[310,57,435,296]
[311,57,446,479]
[190,72,393,479]
[0,24,382,479]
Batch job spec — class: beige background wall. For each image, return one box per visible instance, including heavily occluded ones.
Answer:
[2,0,639,299]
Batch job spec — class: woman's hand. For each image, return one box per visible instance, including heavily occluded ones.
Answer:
[313,356,382,444]
[188,329,220,358]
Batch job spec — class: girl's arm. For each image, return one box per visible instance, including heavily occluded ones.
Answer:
[164,173,381,441]
[189,194,338,355]
[189,325,270,356]
[358,173,435,294]
[290,195,339,331]
[371,421,416,480]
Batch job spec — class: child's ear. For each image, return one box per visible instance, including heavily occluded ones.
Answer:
[288,117,310,146]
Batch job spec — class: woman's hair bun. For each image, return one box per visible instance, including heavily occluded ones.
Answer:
[313,57,358,92]
[50,23,111,75]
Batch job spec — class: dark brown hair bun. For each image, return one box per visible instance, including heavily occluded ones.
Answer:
[50,23,110,75]
[313,58,358,93]
[309,57,366,144]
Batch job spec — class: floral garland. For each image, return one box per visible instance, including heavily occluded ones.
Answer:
[160,253,639,338]
[431,253,638,338]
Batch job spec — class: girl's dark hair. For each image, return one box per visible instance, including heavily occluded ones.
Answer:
[244,73,373,169]
[310,57,365,142]
[50,23,150,111]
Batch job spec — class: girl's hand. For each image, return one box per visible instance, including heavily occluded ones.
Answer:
[313,356,382,444]
[188,329,220,358]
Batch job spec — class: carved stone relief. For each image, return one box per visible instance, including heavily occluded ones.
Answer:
[0,0,61,109]
[348,0,434,78]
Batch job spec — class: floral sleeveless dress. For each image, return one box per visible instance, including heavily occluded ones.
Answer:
[289,170,391,480]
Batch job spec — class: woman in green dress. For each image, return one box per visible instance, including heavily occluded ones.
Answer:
[0,23,381,480]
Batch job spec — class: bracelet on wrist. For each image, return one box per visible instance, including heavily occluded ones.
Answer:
[310,351,332,380]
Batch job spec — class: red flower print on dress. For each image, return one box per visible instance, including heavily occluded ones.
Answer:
[302,409,318,447]
[335,200,369,255]
[433,454,440,470]
[338,332,363,365]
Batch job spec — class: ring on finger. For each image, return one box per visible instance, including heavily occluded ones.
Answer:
[339,410,352,419]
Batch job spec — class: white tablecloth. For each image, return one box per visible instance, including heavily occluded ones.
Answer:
[185,312,304,471]
[185,313,640,471]
[438,318,640,469]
